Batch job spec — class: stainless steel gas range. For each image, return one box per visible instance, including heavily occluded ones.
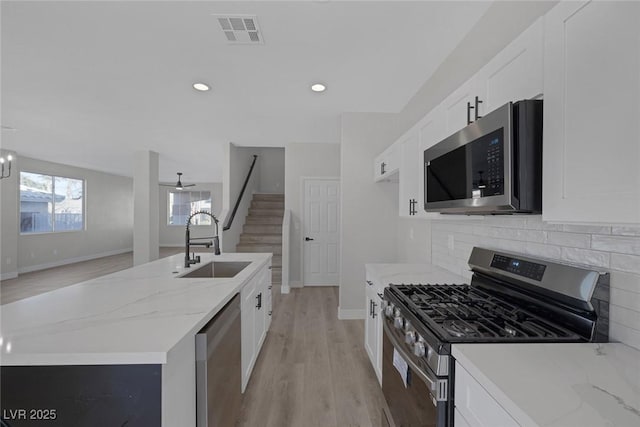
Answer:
[380,247,609,427]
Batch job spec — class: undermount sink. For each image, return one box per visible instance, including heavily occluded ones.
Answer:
[179,261,251,279]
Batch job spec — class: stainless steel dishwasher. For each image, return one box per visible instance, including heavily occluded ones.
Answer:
[196,293,241,427]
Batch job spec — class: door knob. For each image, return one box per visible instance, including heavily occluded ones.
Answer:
[305,237,315,241]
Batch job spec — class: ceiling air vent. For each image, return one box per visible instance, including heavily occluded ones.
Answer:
[214,15,263,45]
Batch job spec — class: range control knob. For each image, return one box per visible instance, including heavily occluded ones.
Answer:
[404,331,416,345]
[403,320,412,332]
[414,340,426,358]
[393,316,404,330]
[385,304,394,318]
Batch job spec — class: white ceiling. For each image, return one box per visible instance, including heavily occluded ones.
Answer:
[1,1,492,182]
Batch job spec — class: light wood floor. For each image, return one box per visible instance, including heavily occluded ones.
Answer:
[0,247,190,305]
[239,286,385,427]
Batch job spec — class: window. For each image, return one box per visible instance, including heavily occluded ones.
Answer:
[20,172,84,234]
[168,190,212,226]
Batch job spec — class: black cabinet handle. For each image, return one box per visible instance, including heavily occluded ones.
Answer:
[372,301,377,319]
[409,198,417,216]
[377,293,384,300]
[256,293,262,309]
[366,280,373,286]
[369,299,374,317]
[381,162,386,175]
[474,96,483,121]
[467,101,473,125]
[305,237,314,241]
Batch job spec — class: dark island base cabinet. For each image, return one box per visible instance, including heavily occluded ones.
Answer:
[1,364,161,427]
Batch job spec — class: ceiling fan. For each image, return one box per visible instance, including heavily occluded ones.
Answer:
[160,172,196,190]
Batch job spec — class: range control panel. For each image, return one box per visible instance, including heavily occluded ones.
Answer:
[490,254,546,281]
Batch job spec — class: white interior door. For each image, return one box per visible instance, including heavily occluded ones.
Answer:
[303,178,340,286]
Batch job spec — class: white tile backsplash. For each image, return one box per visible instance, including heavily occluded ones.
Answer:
[430,215,640,350]
[610,253,640,275]
[547,231,592,248]
[592,235,640,255]
[560,247,610,269]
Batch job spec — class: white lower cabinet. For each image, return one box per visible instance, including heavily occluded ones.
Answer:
[543,0,640,224]
[455,362,518,427]
[364,275,383,385]
[454,409,472,427]
[241,261,272,392]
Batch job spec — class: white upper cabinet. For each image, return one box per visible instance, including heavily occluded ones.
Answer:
[442,75,480,135]
[374,142,400,182]
[416,105,447,217]
[442,17,544,134]
[397,104,447,218]
[543,1,640,224]
[398,130,421,217]
[477,17,544,113]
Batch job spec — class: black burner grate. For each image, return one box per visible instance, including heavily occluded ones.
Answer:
[391,284,582,342]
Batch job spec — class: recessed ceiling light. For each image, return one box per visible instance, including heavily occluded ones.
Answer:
[311,83,326,93]
[193,82,210,92]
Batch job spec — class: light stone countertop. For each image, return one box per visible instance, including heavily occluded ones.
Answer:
[0,252,271,366]
[453,342,640,427]
[365,263,467,289]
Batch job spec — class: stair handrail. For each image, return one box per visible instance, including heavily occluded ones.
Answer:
[223,154,258,231]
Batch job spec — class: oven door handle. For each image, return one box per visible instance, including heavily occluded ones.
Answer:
[383,321,447,402]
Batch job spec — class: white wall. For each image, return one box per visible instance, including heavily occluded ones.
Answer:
[0,149,19,279]
[222,144,260,252]
[158,183,223,247]
[339,113,404,318]
[133,150,159,265]
[430,217,640,351]
[257,147,284,194]
[15,156,133,273]
[284,143,340,286]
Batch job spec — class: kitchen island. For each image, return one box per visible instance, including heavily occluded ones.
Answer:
[1,252,272,426]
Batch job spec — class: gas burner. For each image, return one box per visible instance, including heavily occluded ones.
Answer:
[442,320,479,338]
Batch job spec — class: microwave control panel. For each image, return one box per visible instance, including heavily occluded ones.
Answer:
[471,127,504,196]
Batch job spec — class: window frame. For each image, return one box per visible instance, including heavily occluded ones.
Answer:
[166,188,213,227]
[19,170,86,235]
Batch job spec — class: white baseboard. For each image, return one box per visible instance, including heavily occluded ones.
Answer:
[18,248,133,274]
[0,271,18,281]
[304,283,339,287]
[338,307,365,320]
[290,280,303,288]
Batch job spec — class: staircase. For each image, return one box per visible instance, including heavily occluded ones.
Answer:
[236,193,284,287]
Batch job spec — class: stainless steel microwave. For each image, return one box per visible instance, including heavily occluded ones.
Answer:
[424,100,542,214]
